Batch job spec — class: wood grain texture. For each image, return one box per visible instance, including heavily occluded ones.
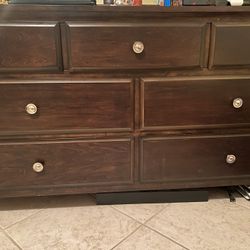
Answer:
[0,5,250,198]
[142,77,250,130]
[0,138,133,188]
[0,23,62,73]
[140,135,250,183]
[0,79,134,134]
[210,23,250,69]
[66,22,208,71]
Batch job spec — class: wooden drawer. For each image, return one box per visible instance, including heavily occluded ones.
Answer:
[0,79,133,134]
[142,77,250,130]
[65,22,208,71]
[140,135,250,183]
[0,138,133,188]
[210,23,250,68]
[0,22,62,73]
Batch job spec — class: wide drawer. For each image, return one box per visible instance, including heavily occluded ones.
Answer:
[65,22,208,71]
[0,80,133,133]
[142,77,250,129]
[210,23,250,68]
[0,22,62,73]
[140,135,250,183]
[0,138,133,188]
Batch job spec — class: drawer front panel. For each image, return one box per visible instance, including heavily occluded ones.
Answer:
[0,139,133,188]
[140,135,250,183]
[66,22,208,70]
[142,78,250,129]
[0,23,62,72]
[0,80,133,133]
[210,23,250,68]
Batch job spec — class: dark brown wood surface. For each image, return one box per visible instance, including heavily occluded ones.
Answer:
[0,138,133,188]
[140,135,250,183]
[0,80,133,134]
[66,22,208,70]
[142,77,250,130]
[210,23,250,69]
[0,5,250,198]
[0,22,62,73]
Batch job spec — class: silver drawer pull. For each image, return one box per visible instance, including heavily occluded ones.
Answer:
[26,103,38,115]
[226,154,236,164]
[33,162,44,173]
[133,41,144,54]
[233,98,243,109]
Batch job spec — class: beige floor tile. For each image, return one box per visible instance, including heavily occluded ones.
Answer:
[114,226,185,250]
[6,204,140,250]
[112,203,166,223]
[0,231,20,250]
[0,197,46,229]
[0,194,94,229]
[146,200,250,250]
[235,196,250,210]
[209,187,250,210]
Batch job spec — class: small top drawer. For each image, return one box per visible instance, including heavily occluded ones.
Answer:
[210,23,250,68]
[142,77,250,130]
[0,79,133,134]
[65,22,208,71]
[0,22,62,73]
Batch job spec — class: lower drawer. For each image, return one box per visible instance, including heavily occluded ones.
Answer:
[0,138,133,188]
[140,135,250,183]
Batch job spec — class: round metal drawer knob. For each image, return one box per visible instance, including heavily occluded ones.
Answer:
[226,154,237,164]
[133,41,144,54]
[26,103,38,115]
[33,162,44,173]
[233,98,243,109]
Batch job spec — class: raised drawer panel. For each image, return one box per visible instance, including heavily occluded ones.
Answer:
[0,23,62,72]
[140,135,250,183]
[0,80,133,134]
[0,138,133,188]
[65,22,208,71]
[142,78,250,129]
[210,23,250,68]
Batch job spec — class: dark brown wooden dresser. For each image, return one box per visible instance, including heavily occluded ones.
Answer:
[1,5,250,198]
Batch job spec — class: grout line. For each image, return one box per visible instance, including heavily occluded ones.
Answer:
[144,224,191,250]
[143,205,168,224]
[4,209,44,230]
[0,227,22,250]
[110,204,190,250]
[109,224,143,250]
[234,202,250,211]
[111,203,169,225]
[144,205,191,250]
[110,206,143,225]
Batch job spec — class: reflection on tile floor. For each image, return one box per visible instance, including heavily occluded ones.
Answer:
[0,189,249,250]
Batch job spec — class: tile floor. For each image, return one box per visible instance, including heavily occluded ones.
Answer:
[0,189,249,250]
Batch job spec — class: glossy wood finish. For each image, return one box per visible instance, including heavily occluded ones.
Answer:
[141,77,250,130]
[0,138,133,188]
[140,135,250,183]
[210,23,250,69]
[0,22,62,73]
[66,22,209,71]
[0,79,133,134]
[0,5,250,198]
